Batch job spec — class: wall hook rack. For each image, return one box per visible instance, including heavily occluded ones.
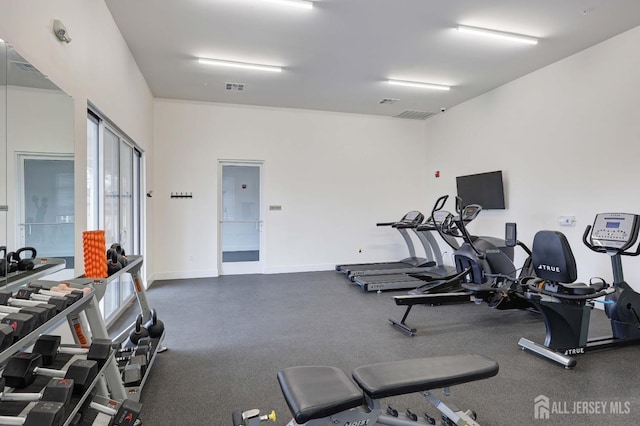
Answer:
[170,192,193,199]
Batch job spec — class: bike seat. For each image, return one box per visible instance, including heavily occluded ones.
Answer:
[277,366,363,424]
[527,231,608,297]
[529,280,605,296]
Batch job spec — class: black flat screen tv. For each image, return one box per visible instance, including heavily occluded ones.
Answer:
[456,170,506,210]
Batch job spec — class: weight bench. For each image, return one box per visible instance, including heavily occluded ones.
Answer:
[277,354,499,426]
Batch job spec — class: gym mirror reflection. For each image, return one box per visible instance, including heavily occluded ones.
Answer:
[0,40,74,284]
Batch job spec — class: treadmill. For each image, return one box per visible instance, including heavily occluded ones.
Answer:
[352,211,460,292]
[336,211,434,279]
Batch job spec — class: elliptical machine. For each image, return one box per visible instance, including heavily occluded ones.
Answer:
[431,195,533,309]
[518,212,640,368]
[389,195,534,335]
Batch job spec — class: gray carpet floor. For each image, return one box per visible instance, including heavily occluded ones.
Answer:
[111,271,640,425]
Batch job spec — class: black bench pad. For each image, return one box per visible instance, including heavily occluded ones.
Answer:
[352,355,499,399]
[277,366,364,424]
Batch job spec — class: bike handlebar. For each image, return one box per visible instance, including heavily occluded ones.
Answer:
[582,224,640,257]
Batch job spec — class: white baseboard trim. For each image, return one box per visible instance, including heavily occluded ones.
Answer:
[264,264,335,274]
[148,264,336,282]
[151,269,219,282]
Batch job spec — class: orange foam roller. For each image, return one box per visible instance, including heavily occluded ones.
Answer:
[83,230,107,278]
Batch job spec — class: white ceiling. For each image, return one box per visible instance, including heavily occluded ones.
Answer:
[105,0,640,118]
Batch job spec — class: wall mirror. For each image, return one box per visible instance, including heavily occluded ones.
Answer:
[0,41,75,286]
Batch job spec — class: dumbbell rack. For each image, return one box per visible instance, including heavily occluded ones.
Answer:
[64,255,166,402]
[0,274,128,425]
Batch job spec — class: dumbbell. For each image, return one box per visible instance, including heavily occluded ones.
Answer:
[3,352,98,395]
[26,283,87,304]
[89,399,142,426]
[0,290,53,327]
[0,303,52,325]
[0,376,74,405]
[6,247,37,271]
[121,362,143,387]
[117,337,149,387]
[0,312,37,341]
[48,284,92,299]
[120,351,149,387]
[0,324,14,352]
[12,288,74,313]
[0,292,58,318]
[0,401,64,426]
[116,337,151,362]
[144,309,165,338]
[33,335,112,367]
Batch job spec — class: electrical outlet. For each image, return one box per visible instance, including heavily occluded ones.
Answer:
[558,216,576,226]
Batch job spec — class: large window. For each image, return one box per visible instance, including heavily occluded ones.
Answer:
[87,109,143,323]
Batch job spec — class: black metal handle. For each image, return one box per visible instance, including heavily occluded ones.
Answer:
[455,196,463,214]
[15,246,37,260]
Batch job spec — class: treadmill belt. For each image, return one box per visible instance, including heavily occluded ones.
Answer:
[355,274,423,284]
[344,262,411,273]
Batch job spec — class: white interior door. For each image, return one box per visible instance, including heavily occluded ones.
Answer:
[219,161,264,275]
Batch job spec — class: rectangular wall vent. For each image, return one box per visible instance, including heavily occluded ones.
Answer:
[225,82,245,91]
[394,110,436,120]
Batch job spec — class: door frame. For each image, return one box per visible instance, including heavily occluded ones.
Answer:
[15,152,75,279]
[217,159,265,275]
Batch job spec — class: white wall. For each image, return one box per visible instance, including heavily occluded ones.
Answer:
[423,26,640,287]
[4,2,638,288]
[153,100,428,280]
[0,0,154,275]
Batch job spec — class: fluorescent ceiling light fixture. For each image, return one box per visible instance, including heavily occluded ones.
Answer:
[261,0,313,9]
[457,25,538,45]
[198,58,282,73]
[387,79,450,91]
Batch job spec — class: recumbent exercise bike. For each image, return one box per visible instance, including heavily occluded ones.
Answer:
[519,212,640,368]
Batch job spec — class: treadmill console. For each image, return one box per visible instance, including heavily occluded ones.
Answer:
[398,211,425,226]
[590,213,640,251]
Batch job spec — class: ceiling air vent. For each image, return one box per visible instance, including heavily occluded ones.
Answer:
[379,98,399,104]
[394,110,436,120]
[225,82,245,91]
